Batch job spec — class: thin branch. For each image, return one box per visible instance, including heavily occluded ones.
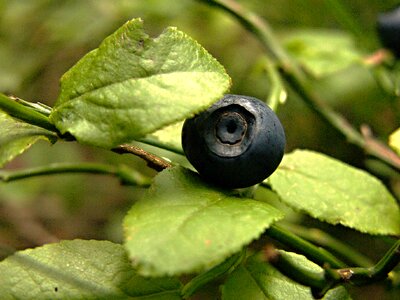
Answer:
[112,144,172,171]
[0,162,151,186]
[266,225,346,269]
[0,93,57,132]
[283,224,373,267]
[266,239,400,297]
[12,96,52,116]
[199,0,400,172]
[334,239,400,285]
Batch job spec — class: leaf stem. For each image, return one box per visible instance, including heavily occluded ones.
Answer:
[266,239,400,296]
[0,162,151,186]
[266,225,346,268]
[315,239,400,296]
[112,144,173,171]
[199,0,400,172]
[0,93,57,132]
[283,224,373,267]
[333,239,400,285]
[13,97,52,116]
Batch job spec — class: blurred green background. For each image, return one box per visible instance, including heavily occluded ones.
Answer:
[0,1,399,298]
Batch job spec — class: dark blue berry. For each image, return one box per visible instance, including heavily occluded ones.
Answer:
[181,94,285,188]
[377,7,400,57]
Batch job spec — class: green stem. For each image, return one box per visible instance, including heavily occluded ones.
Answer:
[268,239,400,296]
[13,97,52,116]
[0,93,57,132]
[198,0,304,79]
[266,225,346,268]
[0,162,151,186]
[181,249,246,299]
[200,0,400,172]
[335,239,400,285]
[283,224,373,267]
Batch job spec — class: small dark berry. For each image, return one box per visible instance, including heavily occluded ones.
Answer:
[377,7,400,57]
[181,94,285,188]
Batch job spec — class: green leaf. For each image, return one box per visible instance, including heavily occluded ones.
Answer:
[0,110,56,167]
[283,29,363,77]
[0,240,182,300]
[268,150,400,235]
[181,250,245,299]
[221,254,351,300]
[389,128,400,155]
[221,265,267,300]
[123,166,284,276]
[50,18,231,148]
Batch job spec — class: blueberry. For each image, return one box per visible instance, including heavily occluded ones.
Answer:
[181,94,286,188]
[377,6,400,57]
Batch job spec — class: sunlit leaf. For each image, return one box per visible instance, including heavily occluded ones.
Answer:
[124,166,284,276]
[50,18,230,148]
[268,150,400,235]
[0,240,182,300]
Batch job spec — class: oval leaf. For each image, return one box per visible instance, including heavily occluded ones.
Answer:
[0,110,56,167]
[123,166,284,276]
[0,240,182,300]
[268,150,400,235]
[50,18,231,148]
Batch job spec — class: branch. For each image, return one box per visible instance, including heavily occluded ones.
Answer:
[199,0,400,172]
[197,0,302,78]
[333,239,400,285]
[0,93,57,132]
[0,162,151,186]
[283,224,373,267]
[12,96,52,116]
[266,239,400,297]
[266,225,346,269]
[112,144,172,171]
